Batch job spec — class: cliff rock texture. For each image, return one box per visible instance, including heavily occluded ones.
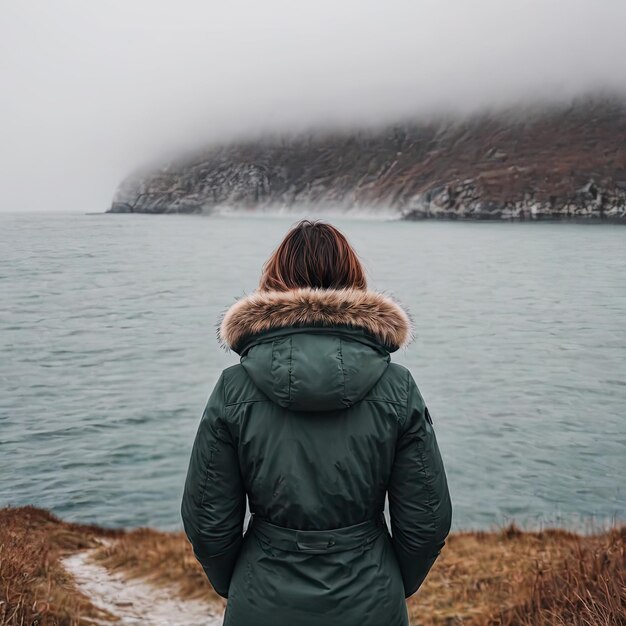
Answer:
[110,99,626,221]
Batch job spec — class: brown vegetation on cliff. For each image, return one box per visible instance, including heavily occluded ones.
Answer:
[110,98,626,221]
[1,506,624,625]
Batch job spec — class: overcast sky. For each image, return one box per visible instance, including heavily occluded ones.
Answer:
[1,0,625,213]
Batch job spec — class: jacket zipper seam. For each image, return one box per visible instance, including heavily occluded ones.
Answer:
[199,374,226,505]
[338,337,348,404]
[287,337,293,404]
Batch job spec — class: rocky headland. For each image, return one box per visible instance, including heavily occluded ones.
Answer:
[109,98,626,221]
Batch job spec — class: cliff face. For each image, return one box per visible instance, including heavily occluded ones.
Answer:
[110,99,626,221]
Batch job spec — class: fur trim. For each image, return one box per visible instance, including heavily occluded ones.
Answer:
[219,288,413,352]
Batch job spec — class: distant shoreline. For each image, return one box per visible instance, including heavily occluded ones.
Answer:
[100,208,626,223]
[108,99,626,223]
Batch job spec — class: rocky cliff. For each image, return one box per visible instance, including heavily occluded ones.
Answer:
[109,99,626,221]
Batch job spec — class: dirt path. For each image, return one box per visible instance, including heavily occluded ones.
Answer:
[63,550,224,626]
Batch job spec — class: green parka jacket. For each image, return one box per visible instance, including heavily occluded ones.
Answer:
[181,288,452,626]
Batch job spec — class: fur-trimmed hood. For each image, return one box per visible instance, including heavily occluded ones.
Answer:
[219,287,413,353]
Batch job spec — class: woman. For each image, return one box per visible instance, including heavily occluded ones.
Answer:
[181,220,452,626]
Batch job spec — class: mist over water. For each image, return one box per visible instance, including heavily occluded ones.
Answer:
[2,0,626,212]
[1,213,624,530]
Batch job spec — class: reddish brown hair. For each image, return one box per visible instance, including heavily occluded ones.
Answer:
[259,220,367,291]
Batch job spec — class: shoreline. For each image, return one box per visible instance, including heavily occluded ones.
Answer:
[100,209,626,223]
[1,506,624,625]
[108,99,626,223]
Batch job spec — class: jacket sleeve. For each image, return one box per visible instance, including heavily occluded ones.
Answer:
[387,371,452,598]
[181,372,246,598]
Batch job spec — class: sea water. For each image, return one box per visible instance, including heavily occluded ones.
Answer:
[1,212,624,530]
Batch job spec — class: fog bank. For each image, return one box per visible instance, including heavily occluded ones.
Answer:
[1,0,626,212]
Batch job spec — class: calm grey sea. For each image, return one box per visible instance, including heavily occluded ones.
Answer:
[1,212,625,530]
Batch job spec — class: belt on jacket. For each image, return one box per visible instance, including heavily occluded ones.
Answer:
[248,512,387,554]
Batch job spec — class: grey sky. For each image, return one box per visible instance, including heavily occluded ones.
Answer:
[1,0,625,212]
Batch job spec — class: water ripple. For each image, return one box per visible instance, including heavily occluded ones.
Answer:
[1,213,625,531]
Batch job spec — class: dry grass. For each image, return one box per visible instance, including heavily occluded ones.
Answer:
[0,506,123,626]
[90,527,224,607]
[499,527,626,626]
[408,524,625,625]
[1,507,624,625]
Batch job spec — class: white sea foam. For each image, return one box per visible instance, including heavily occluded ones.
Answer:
[210,203,402,221]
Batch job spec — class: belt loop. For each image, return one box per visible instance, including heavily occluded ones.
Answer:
[251,514,272,545]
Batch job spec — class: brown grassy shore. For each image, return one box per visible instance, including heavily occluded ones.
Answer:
[1,506,624,626]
